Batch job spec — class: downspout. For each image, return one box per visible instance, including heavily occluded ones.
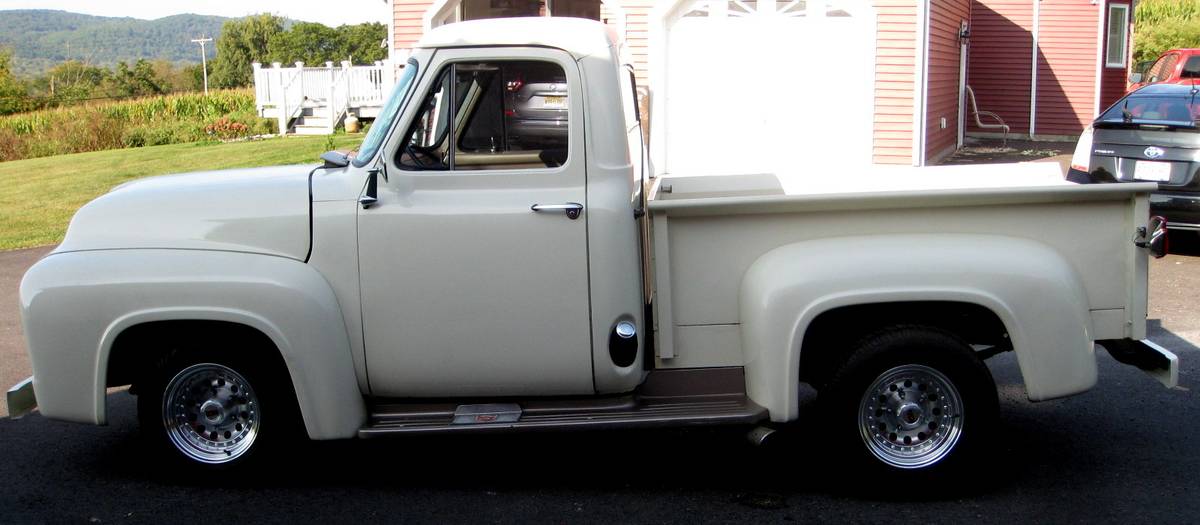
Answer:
[1093,0,1104,117]
[913,0,930,166]
[386,0,396,64]
[1030,0,1040,137]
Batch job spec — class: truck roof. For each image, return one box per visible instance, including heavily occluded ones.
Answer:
[415,17,618,59]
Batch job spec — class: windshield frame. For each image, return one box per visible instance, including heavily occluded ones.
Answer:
[352,57,421,168]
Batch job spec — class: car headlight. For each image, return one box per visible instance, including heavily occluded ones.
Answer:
[1070,126,1094,173]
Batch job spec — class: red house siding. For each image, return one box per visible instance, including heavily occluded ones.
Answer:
[926,0,971,163]
[873,0,919,165]
[1033,0,1099,136]
[967,0,1034,135]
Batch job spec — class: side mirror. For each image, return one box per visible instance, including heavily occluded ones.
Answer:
[1136,216,1168,258]
[321,150,350,168]
[1129,72,1143,84]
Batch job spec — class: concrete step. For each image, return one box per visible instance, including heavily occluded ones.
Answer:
[297,117,332,127]
[293,125,333,136]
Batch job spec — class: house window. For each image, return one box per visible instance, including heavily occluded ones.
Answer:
[1106,4,1129,68]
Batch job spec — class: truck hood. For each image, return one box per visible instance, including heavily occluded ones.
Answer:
[56,164,318,261]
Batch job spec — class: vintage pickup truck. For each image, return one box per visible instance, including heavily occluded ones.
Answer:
[8,18,1177,475]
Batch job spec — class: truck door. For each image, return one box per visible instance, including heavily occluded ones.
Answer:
[357,48,594,397]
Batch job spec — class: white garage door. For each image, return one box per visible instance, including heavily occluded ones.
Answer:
[660,0,876,177]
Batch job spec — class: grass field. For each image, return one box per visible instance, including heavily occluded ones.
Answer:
[0,135,363,250]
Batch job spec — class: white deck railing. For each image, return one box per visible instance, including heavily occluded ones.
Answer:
[252,61,401,134]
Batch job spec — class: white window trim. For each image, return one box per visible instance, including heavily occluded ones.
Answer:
[1106,3,1130,69]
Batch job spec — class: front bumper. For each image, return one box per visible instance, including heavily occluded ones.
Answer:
[1099,339,1179,388]
[6,376,37,419]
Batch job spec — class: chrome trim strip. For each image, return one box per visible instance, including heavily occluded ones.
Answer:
[6,376,36,419]
[1166,222,1200,232]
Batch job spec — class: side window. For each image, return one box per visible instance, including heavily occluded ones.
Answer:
[397,60,569,172]
[1184,56,1200,79]
[1147,54,1178,83]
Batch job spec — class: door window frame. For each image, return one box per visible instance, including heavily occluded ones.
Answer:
[381,47,582,178]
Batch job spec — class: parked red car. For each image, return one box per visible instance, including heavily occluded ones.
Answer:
[1128,49,1200,93]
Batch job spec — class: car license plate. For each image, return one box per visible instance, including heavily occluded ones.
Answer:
[541,96,567,109]
[1134,161,1172,182]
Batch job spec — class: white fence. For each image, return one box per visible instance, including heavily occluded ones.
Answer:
[252,61,401,134]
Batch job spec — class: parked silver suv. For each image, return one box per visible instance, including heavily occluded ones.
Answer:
[504,61,568,147]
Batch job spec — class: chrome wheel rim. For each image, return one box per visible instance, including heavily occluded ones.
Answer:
[162,363,260,465]
[858,364,963,469]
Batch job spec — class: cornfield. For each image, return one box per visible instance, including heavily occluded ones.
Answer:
[1133,0,1200,63]
[0,90,255,136]
[1136,0,1200,25]
[0,89,269,162]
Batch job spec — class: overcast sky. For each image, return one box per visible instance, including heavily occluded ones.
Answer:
[0,0,392,27]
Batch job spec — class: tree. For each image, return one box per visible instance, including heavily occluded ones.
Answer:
[267,22,340,65]
[106,59,165,97]
[336,23,387,64]
[0,47,30,115]
[210,13,284,88]
[38,60,108,100]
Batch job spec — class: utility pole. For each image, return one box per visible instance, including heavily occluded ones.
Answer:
[191,37,213,95]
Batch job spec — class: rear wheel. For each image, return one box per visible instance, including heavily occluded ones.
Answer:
[825,326,998,476]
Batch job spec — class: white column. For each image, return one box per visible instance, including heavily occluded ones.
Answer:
[272,62,286,135]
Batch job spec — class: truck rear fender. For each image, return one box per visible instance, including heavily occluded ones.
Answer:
[20,249,365,439]
[739,234,1095,422]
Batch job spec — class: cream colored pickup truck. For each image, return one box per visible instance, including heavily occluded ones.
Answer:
[8,18,1176,475]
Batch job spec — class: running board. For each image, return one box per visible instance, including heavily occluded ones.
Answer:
[358,368,768,437]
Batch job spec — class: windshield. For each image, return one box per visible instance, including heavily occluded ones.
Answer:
[352,58,420,167]
[1097,93,1200,127]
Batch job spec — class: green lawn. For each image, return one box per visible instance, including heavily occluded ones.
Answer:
[0,135,363,251]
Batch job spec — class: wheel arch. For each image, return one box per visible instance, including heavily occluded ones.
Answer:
[739,234,1096,423]
[99,307,363,440]
[20,249,365,439]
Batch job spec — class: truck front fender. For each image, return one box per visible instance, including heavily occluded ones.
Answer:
[740,234,1095,422]
[20,249,365,439]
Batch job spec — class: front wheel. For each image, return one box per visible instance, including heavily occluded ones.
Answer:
[826,326,998,476]
[160,363,263,465]
[138,346,296,469]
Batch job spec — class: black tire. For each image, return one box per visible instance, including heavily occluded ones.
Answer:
[136,340,300,470]
[823,325,998,478]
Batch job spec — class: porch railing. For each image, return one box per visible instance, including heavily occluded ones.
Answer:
[252,61,401,134]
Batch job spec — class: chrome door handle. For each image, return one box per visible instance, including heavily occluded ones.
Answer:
[531,202,584,220]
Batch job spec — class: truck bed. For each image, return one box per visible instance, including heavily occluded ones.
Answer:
[647,167,1157,369]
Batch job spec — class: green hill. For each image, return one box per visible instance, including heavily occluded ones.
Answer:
[0,10,228,76]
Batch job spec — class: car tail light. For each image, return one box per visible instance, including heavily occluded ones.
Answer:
[506,75,524,93]
[1070,126,1094,173]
